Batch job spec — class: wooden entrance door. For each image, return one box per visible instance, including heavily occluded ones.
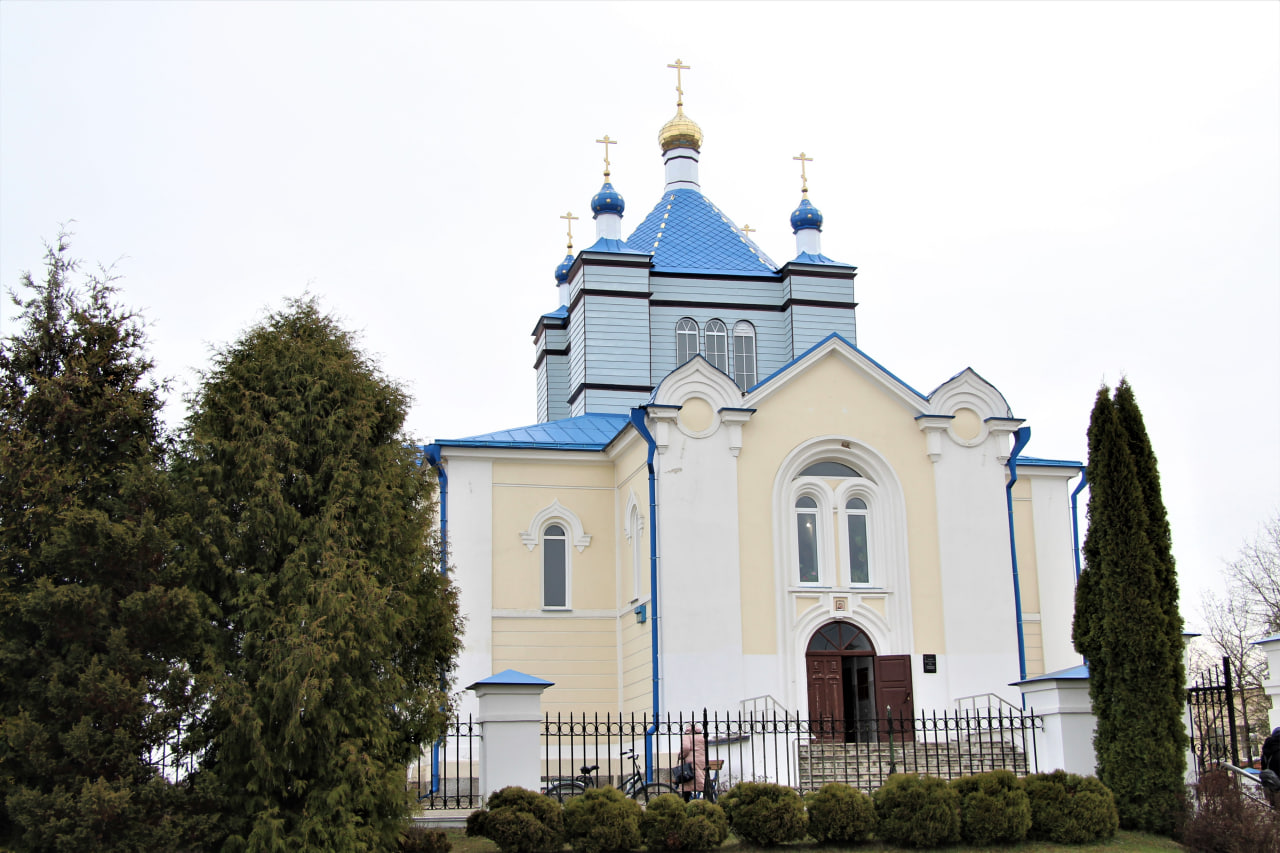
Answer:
[874,654,914,740]
[806,655,843,741]
[805,622,914,743]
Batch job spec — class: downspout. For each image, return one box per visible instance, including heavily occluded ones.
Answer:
[628,407,661,783]
[423,444,449,796]
[1005,427,1032,683]
[1070,469,1087,581]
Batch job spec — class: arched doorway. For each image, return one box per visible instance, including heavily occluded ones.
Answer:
[805,622,913,742]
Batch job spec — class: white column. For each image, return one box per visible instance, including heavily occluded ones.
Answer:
[468,669,554,801]
[1255,634,1280,731]
[1017,668,1098,776]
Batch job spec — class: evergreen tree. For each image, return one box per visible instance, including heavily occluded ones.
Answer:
[177,297,461,852]
[1072,382,1185,835]
[0,236,205,850]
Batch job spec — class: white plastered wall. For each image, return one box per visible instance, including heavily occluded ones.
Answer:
[445,454,495,719]
[1029,472,1085,675]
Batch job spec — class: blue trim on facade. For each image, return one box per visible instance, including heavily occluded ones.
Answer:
[1018,456,1085,469]
[435,412,630,451]
[627,188,779,274]
[747,332,930,401]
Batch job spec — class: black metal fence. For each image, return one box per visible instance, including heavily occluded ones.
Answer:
[413,706,1043,810]
[1187,657,1241,773]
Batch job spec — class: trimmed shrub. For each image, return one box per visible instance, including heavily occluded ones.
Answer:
[400,826,452,853]
[1023,770,1118,844]
[950,770,1031,845]
[719,782,807,846]
[872,774,961,848]
[1182,768,1280,852]
[563,786,642,853]
[466,786,565,853]
[804,782,877,844]
[640,794,729,851]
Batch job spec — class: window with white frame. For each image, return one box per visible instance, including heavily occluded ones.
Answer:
[676,318,699,365]
[732,321,756,388]
[705,319,728,374]
[795,495,821,583]
[789,462,877,587]
[630,504,644,600]
[543,523,568,608]
[844,497,871,585]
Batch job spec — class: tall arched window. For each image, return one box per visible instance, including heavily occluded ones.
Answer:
[543,523,568,608]
[733,321,756,388]
[705,319,728,374]
[844,497,870,585]
[630,505,644,600]
[675,318,699,365]
[795,496,820,584]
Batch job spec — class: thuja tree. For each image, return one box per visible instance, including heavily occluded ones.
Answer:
[176,297,461,852]
[1072,381,1185,834]
[0,237,205,850]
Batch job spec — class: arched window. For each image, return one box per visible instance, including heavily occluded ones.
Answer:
[704,319,728,374]
[676,318,699,365]
[732,321,756,388]
[800,461,861,478]
[630,505,644,600]
[844,498,870,585]
[543,523,568,608]
[795,495,820,584]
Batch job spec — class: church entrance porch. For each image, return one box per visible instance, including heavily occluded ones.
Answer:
[805,621,913,743]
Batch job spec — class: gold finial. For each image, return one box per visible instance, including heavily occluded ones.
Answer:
[667,58,690,107]
[793,152,814,197]
[739,224,756,239]
[596,135,616,180]
[560,211,579,250]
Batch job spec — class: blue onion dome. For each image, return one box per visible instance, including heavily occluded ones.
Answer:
[790,197,823,232]
[554,253,573,284]
[590,182,625,217]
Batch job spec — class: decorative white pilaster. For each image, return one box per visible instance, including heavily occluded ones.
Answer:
[468,669,554,800]
[1016,666,1098,776]
[1255,634,1280,731]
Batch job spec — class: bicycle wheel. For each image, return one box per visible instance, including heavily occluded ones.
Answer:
[633,781,679,804]
[545,781,587,803]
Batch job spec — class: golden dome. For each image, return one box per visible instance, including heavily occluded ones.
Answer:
[658,106,703,153]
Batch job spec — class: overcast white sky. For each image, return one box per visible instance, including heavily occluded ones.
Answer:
[2,1,1277,628]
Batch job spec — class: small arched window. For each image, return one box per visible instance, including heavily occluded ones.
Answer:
[795,495,820,584]
[704,320,728,374]
[676,318,699,365]
[844,497,870,585]
[543,523,568,608]
[732,321,756,388]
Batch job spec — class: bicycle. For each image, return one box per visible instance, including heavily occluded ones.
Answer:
[544,748,680,803]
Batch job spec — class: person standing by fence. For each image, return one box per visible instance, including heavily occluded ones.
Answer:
[677,723,707,802]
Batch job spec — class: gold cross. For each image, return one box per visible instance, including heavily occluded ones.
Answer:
[596,135,616,179]
[739,224,756,239]
[560,211,578,250]
[794,151,814,196]
[668,58,690,106]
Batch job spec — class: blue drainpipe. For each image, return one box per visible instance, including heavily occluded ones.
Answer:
[423,444,449,796]
[1070,469,1087,581]
[628,407,661,782]
[1005,427,1032,683]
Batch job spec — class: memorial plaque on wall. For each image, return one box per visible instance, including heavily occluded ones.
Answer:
[923,654,937,673]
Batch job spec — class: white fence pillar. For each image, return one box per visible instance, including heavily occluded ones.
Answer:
[468,669,553,801]
[1015,665,1098,777]
[1255,634,1280,733]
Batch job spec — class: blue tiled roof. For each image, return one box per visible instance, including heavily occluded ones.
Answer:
[792,250,852,267]
[627,189,778,276]
[435,412,630,451]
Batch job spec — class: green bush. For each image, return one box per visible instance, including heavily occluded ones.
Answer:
[1023,771,1118,844]
[719,782,807,846]
[804,782,877,844]
[563,786,642,853]
[949,770,1031,846]
[466,786,565,853]
[400,826,452,853]
[872,774,961,848]
[640,794,729,851]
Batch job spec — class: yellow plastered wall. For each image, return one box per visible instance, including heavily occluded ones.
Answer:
[1011,477,1044,677]
[736,352,943,653]
[492,617,618,715]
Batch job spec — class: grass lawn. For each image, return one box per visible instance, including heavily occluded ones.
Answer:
[442,828,1186,853]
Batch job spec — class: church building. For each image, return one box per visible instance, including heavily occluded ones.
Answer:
[425,65,1085,731]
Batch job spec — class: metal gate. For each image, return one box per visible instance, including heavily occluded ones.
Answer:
[1187,656,1239,774]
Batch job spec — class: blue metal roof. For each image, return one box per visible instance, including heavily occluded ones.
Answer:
[584,236,646,255]
[1015,664,1089,685]
[792,250,853,267]
[1018,456,1084,469]
[626,189,778,276]
[467,669,555,689]
[434,412,631,451]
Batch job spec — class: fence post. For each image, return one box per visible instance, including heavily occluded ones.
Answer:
[1255,634,1280,734]
[467,669,554,802]
[1015,665,1096,776]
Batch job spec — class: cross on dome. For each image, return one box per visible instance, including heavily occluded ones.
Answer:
[794,152,814,198]
[560,211,578,250]
[667,58,690,107]
[596,135,616,179]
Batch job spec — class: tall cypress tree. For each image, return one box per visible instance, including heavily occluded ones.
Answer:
[1072,382,1185,834]
[176,297,461,852]
[0,237,205,850]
